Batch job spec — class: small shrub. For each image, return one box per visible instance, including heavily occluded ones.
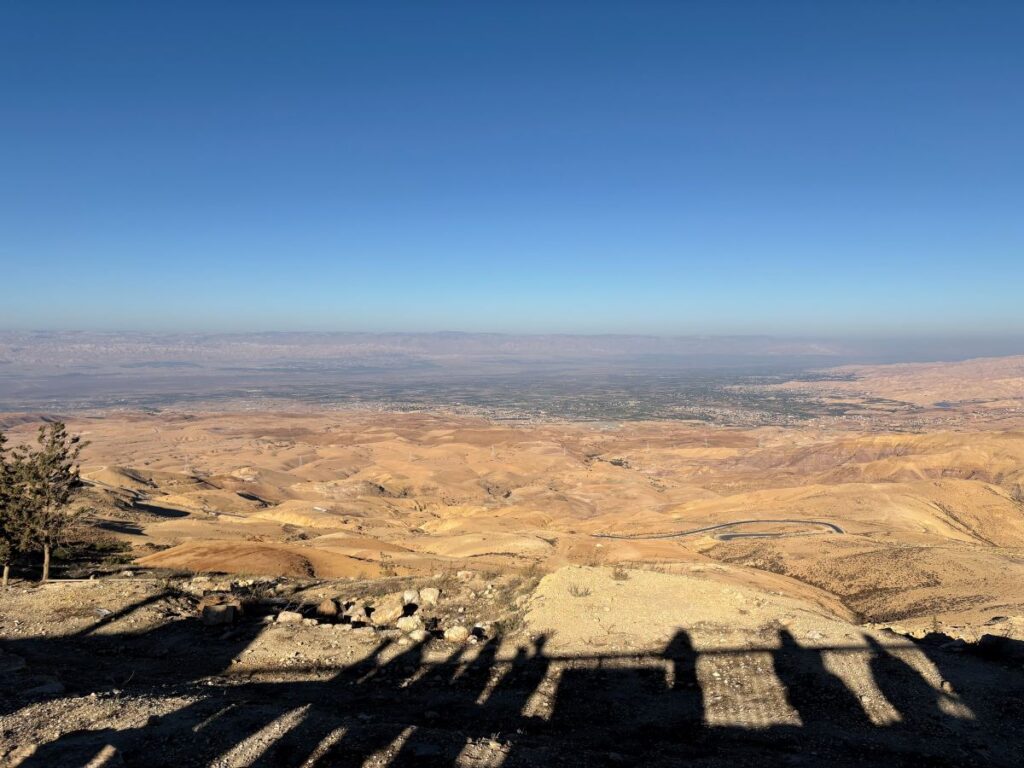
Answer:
[611,565,630,581]
[568,582,592,598]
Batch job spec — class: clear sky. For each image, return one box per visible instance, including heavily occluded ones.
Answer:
[1,2,1021,335]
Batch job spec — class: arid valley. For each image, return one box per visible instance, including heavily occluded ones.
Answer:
[2,352,1024,766]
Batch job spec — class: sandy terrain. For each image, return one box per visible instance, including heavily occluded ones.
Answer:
[778,355,1024,409]
[1,396,1021,643]
[2,353,1024,764]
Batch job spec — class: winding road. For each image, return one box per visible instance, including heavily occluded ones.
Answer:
[593,519,844,541]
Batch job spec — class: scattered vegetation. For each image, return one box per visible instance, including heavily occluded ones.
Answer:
[611,564,630,581]
[379,551,397,577]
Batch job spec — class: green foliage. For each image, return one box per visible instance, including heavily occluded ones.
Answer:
[14,422,86,546]
[1,422,89,581]
[0,430,16,570]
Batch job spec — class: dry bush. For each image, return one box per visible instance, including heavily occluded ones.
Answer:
[568,582,592,598]
[611,564,630,581]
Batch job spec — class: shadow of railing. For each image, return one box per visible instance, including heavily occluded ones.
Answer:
[4,613,1023,768]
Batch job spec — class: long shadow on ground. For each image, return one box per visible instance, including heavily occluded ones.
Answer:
[3,599,1023,768]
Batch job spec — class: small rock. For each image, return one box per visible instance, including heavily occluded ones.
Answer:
[346,605,370,624]
[444,625,470,643]
[418,587,441,606]
[941,680,955,693]
[302,618,319,626]
[409,628,430,643]
[276,610,304,624]
[402,589,419,606]
[456,570,475,582]
[316,598,339,618]
[202,604,237,626]
[396,615,424,634]
[198,593,243,616]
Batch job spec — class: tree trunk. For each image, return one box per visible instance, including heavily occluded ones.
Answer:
[41,544,50,583]
[2,564,9,590]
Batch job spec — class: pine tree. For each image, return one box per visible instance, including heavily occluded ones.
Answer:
[14,422,87,582]
[0,430,16,588]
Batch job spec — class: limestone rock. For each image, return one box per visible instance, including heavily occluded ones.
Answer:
[202,604,237,626]
[396,615,424,634]
[444,625,470,643]
[370,595,405,627]
[402,589,419,606]
[316,598,339,618]
[419,587,441,607]
[345,604,370,623]
[276,610,303,624]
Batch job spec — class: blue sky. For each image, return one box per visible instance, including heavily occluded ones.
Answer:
[1,1,1022,335]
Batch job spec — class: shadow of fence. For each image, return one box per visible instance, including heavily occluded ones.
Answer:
[3,606,1023,768]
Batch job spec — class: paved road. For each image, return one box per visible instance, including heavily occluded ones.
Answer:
[593,519,844,540]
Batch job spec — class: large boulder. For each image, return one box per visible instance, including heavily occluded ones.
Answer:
[370,594,405,627]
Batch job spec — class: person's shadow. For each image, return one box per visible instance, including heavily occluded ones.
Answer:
[863,634,946,729]
[772,629,872,731]
[662,629,705,737]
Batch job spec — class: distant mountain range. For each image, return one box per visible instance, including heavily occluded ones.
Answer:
[3,331,1022,370]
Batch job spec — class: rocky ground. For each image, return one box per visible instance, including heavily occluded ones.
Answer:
[2,565,1023,767]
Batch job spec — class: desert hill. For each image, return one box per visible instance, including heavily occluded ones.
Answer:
[1,405,1021,644]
